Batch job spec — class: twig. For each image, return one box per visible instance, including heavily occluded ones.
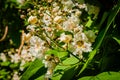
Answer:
[0,26,8,42]
[18,30,25,55]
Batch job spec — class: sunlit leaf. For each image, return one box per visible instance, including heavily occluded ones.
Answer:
[79,71,120,80]
[113,37,120,45]
[1,61,10,66]
[62,56,79,65]
[45,49,68,59]
[20,59,45,80]
[85,16,93,27]
[52,62,78,80]
[10,63,19,69]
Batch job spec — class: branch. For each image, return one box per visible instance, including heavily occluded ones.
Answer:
[18,30,25,55]
[0,26,8,42]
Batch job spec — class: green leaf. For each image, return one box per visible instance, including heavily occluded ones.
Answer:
[85,16,93,27]
[52,62,78,80]
[20,59,45,80]
[35,75,45,80]
[1,61,10,66]
[54,30,64,37]
[52,74,62,80]
[77,2,120,76]
[45,49,68,59]
[78,76,91,80]
[113,37,120,45]
[79,71,120,80]
[50,57,79,80]
[97,12,108,29]
[0,69,9,75]
[78,50,97,75]
[60,65,78,80]
[0,76,4,79]
[62,57,79,65]
[51,65,68,80]
[21,62,31,69]
[10,63,19,69]
[54,65,69,72]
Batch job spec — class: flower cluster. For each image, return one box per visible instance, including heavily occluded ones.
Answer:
[19,0,99,78]
[0,48,34,80]
[0,0,100,80]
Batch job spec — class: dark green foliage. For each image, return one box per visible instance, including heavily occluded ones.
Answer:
[79,71,120,80]
[20,59,46,80]
[0,0,24,52]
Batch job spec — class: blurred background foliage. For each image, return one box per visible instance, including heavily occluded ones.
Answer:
[0,0,25,79]
[0,0,25,52]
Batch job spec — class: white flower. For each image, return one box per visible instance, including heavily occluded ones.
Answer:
[52,2,58,7]
[63,20,76,32]
[59,33,72,43]
[63,14,80,32]
[73,25,83,33]
[70,14,80,24]
[72,42,92,59]
[74,32,88,42]
[73,48,83,59]
[42,13,51,26]
[75,10,82,16]
[47,0,53,3]
[78,3,87,11]
[54,16,62,23]
[20,60,26,71]
[28,16,38,24]
[12,71,20,80]
[0,53,7,62]
[29,36,47,58]
[52,6,60,13]
[30,36,45,46]
[21,52,33,62]
[62,0,74,11]
[82,42,92,52]
[26,25,36,32]
[29,46,46,59]
[10,54,21,63]
[21,46,28,54]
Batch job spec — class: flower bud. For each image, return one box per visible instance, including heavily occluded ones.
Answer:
[28,16,38,24]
